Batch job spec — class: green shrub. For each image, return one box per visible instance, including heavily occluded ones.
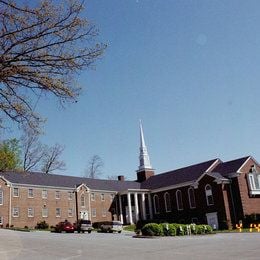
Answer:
[35,220,49,230]
[161,223,177,236]
[141,223,163,236]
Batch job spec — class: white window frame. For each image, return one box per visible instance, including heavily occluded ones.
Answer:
[42,208,48,218]
[68,191,73,200]
[91,193,95,201]
[0,189,3,205]
[81,195,85,207]
[205,184,214,206]
[176,190,183,211]
[102,208,107,217]
[56,208,61,217]
[68,208,73,218]
[55,191,60,200]
[101,193,105,201]
[13,207,19,217]
[188,187,196,209]
[28,188,34,198]
[164,192,171,212]
[42,190,48,199]
[13,187,19,197]
[28,207,34,217]
[92,208,96,218]
[153,195,160,214]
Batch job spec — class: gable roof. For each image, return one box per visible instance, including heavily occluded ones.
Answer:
[213,156,250,177]
[140,159,219,190]
[0,171,141,192]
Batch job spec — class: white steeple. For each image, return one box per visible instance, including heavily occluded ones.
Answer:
[138,120,152,171]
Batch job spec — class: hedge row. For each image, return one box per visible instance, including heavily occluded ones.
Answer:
[141,223,213,236]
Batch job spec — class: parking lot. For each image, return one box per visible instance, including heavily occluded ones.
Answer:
[0,229,260,260]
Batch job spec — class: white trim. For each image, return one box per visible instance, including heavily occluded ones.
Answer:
[151,181,194,193]
[153,194,160,214]
[12,207,19,217]
[164,192,171,212]
[205,159,222,172]
[176,190,183,211]
[237,156,251,173]
[28,188,34,198]
[0,189,3,205]
[28,207,34,217]
[188,187,196,209]
[13,187,19,197]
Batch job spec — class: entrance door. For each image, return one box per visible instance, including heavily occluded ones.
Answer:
[80,210,88,220]
[206,212,219,230]
[125,206,136,224]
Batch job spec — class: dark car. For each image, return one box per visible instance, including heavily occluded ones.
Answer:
[55,221,74,233]
[74,219,93,233]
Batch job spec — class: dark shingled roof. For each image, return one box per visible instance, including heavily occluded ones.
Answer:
[213,156,250,177]
[0,171,141,192]
[140,159,219,189]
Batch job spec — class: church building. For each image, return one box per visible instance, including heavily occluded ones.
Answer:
[0,123,260,229]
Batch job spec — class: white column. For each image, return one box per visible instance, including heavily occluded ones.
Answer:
[134,193,139,223]
[127,192,133,224]
[148,193,153,220]
[141,193,146,220]
[119,195,123,223]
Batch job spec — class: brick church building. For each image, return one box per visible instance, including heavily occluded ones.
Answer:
[0,123,260,229]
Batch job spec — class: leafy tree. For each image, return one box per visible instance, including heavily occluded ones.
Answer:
[85,155,104,178]
[0,0,106,131]
[0,138,21,171]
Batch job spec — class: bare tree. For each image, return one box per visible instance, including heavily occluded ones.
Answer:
[0,0,106,131]
[41,143,65,174]
[86,155,104,179]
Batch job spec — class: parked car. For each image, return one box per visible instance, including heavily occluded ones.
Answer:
[100,221,123,233]
[74,219,93,233]
[55,221,74,233]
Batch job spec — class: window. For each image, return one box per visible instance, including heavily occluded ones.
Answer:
[42,208,48,217]
[42,190,47,199]
[188,187,196,209]
[176,190,183,210]
[247,166,260,195]
[205,184,214,206]
[101,193,105,201]
[28,188,34,198]
[81,195,85,207]
[68,191,73,200]
[164,192,171,212]
[28,208,34,217]
[102,208,107,217]
[55,191,60,199]
[0,189,3,205]
[153,195,160,214]
[13,187,19,197]
[91,193,95,201]
[0,216,3,225]
[56,208,61,217]
[13,207,19,217]
[68,208,73,217]
[92,208,96,218]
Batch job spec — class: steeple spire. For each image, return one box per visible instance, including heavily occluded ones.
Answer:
[138,120,152,171]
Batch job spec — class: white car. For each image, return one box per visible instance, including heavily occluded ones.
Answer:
[100,221,123,233]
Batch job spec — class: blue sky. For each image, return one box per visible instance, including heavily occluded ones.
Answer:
[3,0,260,179]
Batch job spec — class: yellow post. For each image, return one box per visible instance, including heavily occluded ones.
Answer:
[250,223,253,232]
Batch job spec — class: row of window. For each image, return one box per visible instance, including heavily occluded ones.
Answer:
[11,207,108,218]
[12,207,74,218]
[153,185,214,214]
[11,188,115,202]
